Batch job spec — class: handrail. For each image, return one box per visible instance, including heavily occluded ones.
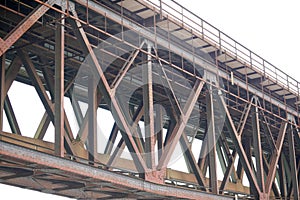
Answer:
[144,0,300,97]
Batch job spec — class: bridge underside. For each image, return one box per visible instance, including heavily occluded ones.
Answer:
[0,141,231,199]
[0,0,299,199]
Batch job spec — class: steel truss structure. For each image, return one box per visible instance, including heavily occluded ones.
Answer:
[0,0,299,199]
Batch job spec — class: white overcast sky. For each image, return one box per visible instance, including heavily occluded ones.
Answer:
[1,0,300,199]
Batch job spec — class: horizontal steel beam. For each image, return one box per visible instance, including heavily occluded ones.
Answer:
[0,141,231,200]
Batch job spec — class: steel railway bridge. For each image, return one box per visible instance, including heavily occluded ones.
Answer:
[0,0,299,199]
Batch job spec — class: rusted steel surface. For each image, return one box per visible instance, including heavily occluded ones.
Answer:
[0,141,231,200]
[0,0,299,199]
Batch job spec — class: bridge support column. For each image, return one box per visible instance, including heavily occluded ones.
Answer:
[54,11,65,157]
[288,123,299,200]
[88,73,97,163]
[0,54,5,131]
[206,83,218,194]
[251,98,265,198]
[143,42,155,170]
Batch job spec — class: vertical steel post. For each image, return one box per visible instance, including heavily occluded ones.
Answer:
[207,84,218,194]
[88,72,97,163]
[279,155,287,198]
[252,98,265,194]
[155,105,163,160]
[159,0,163,20]
[143,42,155,169]
[54,12,65,157]
[0,54,5,131]
[288,125,299,200]
[244,136,256,197]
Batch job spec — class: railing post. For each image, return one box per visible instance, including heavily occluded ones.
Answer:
[201,20,204,37]
[159,0,163,19]
[219,31,221,49]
